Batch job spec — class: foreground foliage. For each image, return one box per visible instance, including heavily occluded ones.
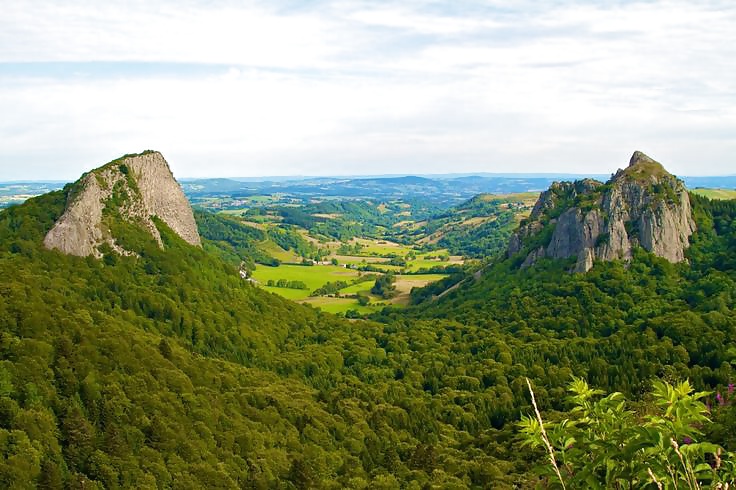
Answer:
[520,379,735,489]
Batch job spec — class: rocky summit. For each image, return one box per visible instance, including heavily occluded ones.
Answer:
[44,151,201,257]
[508,151,696,272]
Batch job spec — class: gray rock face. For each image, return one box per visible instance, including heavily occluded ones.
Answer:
[629,150,658,167]
[125,152,201,248]
[508,151,696,272]
[521,246,546,269]
[546,208,606,272]
[44,151,201,257]
[43,172,109,257]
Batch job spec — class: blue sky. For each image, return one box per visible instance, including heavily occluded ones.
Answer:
[1,0,734,180]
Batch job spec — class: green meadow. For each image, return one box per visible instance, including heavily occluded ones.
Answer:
[334,246,459,273]
[351,238,413,256]
[404,252,462,272]
[246,234,461,315]
[691,188,736,200]
[253,264,358,299]
[299,297,376,315]
[258,239,302,263]
[217,209,248,216]
[339,282,373,295]
[252,259,449,313]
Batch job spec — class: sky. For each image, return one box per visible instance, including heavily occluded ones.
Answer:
[0,0,734,181]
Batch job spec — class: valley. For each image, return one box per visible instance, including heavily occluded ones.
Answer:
[189,180,538,317]
[0,151,735,488]
[4,2,736,487]
[250,249,457,315]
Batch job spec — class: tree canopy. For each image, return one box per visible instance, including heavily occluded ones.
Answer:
[0,189,733,487]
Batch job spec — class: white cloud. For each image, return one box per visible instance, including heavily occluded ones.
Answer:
[0,0,734,179]
[0,1,340,67]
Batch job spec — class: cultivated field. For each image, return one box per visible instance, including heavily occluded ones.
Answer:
[691,188,736,200]
[250,237,457,315]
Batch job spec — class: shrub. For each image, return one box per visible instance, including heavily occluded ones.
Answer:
[520,378,736,488]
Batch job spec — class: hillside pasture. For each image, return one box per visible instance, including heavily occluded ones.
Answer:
[252,263,360,300]
[691,188,736,200]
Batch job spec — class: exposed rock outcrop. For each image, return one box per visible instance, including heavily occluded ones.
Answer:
[44,151,201,257]
[508,151,696,272]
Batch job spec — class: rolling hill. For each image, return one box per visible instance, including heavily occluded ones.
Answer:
[0,151,734,488]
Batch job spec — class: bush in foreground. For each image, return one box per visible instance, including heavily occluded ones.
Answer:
[520,378,736,489]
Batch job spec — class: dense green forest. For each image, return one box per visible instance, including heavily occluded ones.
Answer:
[194,210,279,268]
[195,210,328,268]
[0,184,734,487]
[234,194,531,258]
[0,189,531,487]
[386,194,736,402]
[401,194,535,258]
[243,199,438,243]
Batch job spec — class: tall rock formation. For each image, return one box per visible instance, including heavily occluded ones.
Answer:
[44,151,201,257]
[508,151,696,272]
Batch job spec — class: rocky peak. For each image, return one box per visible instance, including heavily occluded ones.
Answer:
[508,151,696,272]
[44,151,201,258]
[629,150,657,167]
[613,150,672,184]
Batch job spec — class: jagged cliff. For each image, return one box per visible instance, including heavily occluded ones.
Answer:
[508,151,696,272]
[44,151,201,257]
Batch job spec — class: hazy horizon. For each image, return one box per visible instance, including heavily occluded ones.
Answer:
[2,169,735,186]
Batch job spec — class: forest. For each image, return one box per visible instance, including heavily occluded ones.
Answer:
[0,182,734,487]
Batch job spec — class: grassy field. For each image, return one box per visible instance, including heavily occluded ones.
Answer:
[299,297,376,315]
[258,240,302,263]
[339,282,374,295]
[332,255,386,264]
[351,238,413,256]
[251,258,449,314]
[396,273,448,284]
[691,188,736,200]
[247,234,460,315]
[332,256,402,272]
[405,252,462,272]
[330,256,405,273]
[335,274,443,296]
[474,192,540,203]
[247,195,279,203]
[251,263,360,300]
[333,244,459,272]
[298,273,449,312]
[393,274,448,305]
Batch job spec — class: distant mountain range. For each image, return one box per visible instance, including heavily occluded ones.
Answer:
[178,173,736,207]
[4,173,735,190]
[2,173,735,210]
